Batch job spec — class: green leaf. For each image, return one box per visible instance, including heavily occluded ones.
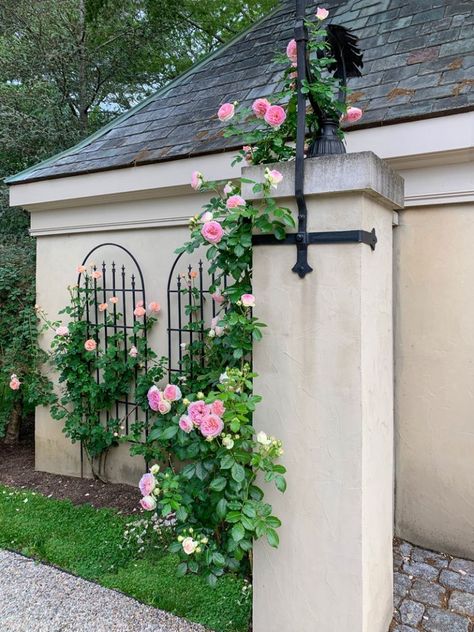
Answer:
[147,427,162,442]
[176,506,188,522]
[231,523,245,542]
[216,498,227,519]
[210,477,227,492]
[177,562,188,577]
[266,528,280,548]
[242,504,256,518]
[161,425,178,440]
[213,552,226,567]
[275,475,287,493]
[220,454,234,470]
[231,463,245,483]
[207,573,218,588]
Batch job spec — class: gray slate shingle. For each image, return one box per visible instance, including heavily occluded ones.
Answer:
[9,0,474,184]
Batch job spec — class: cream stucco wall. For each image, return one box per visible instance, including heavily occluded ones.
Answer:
[394,201,474,559]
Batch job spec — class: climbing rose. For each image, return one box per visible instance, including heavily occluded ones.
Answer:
[182,537,198,555]
[55,326,69,336]
[265,169,283,187]
[201,220,224,244]
[134,305,146,317]
[92,270,102,280]
[211,290,225,305]
[342,106,363,123]
[158,400,171,415]
[179,415,193,433]
[223,182,233,195]
[139,473,156,496]
[226,195,246,209]
[211,400,225,416]
[140,495,157,511]
[200,211,213,223]
[286,38,297,62]
[84,339,97,352]
[252,98,271,118]
[129,346,138,358]
[110,296,118,304]
[257,431,272,446]
[76,265,86,274]
[9,374,20,390]
[98,303,108,312]
[191,170,203,190]
[241,293,256,308]
[147,385,162,411]
[163,384,182,402]
[217,103,235,122]
[316,7,329,19]
[200,413,224,439]
[187,400,211,426]
[148,301,161,313]
[264,105,286,128]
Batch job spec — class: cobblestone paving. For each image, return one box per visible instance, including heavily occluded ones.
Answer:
[391,539,474,632]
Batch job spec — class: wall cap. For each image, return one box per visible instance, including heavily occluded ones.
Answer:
[242,151,405,210]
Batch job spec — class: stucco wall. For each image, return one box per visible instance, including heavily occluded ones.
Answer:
[394,202,474,558]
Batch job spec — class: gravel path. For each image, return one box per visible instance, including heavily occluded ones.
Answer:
[0,550,207,632]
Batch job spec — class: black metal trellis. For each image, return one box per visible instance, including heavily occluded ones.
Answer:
[77,243,149,475]
[167,252,228,381]
[252,0,373,278]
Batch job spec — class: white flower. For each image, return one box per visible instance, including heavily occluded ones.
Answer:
[256,431,272,446]
[223,181,233,196]
[150,464,160,475]
[182,536,198,555]
[129,345,138,358]
[222,436,234,450]
[208,329,216,338]
[200,211,213,222]
[219,372,229,383]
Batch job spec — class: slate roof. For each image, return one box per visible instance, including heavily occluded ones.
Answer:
[8,0,474,185]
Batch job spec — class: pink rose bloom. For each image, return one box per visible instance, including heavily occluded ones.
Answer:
[140,495,157,511]
[211,290,225,305]
[148,302,161,313]
[139,472,156,496]
[264,105,286,128]
[200,211,213,223]
[252,98,271,118]
[110,296,119,304]
[316,6,329,19]
[9,374,20,391]
[217,103,235,122]
[188,400,211,426]
[158,400,171,415]
[200,413,224,439]
[55,326,69,336]
[265,169,283,187]
[84,339,97,352]
[147,385,162,411]
[241,293,256,308]
[98,303,108,312]
[286,38,297,62]
[129,346,138,358]
[163,384,182,402]
[92,270,102,280]
[223,182,233,196]
[201,220,224,245]
[134,305,146,317]
[342,106,363,123]
[191,170,203,191]
[226,195,246,209]
[211,400,225,416]
[182,536,198,555]
[179,415,193,433]
[77,265,86,274]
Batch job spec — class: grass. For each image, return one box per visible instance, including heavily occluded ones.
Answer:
[0,485,251,632]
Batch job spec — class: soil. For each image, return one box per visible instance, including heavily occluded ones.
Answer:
[0,439,141,515]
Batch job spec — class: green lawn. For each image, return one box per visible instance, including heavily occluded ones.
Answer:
[0,485,251,632]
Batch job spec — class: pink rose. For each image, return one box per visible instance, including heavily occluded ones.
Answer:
[342,106,363,123]
[158,400,171,415]
[211,400,225,416]
[223,182,233,196]
[200,413,224,439]
[201,220,224,244]
[316,7,329,20]
[252,98,271,118]
[226,195,246,209]
[241,293,255,308]
[211,290,225,305]
[129,346,138,358]
[55,326,69,336]
[286,38,297,62]
[187,400,211,426]
[148,302,161,313]
[200,211,213,223]
[76,265,86,274]
[179,415,193,433]
[110,296,119,304]
[92,270,102,280]
[182,536,198,555]
[84,339,97,352]
[98,303,108,312]
[139,472,156,496]
[9,374,20,391]
[140,495,157,511]
[217,103,235,122]
[191,170,203,190]
[147,385,162,411]
[163,384,182,402]
[264,105,286,128]
[134,305,146,317]
[265,169,283,187]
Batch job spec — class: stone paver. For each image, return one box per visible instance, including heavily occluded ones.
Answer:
[391,539,474,632]
[0,550,207,632]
